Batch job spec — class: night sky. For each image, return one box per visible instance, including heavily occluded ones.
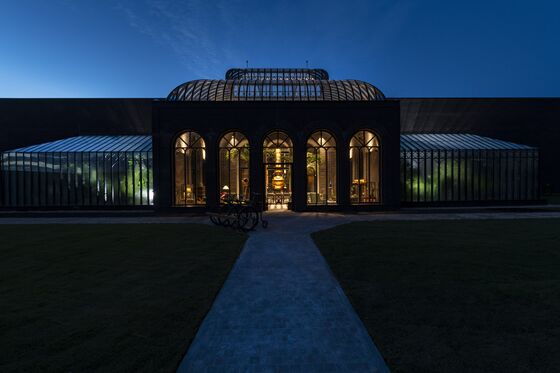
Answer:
[1,0,559,98]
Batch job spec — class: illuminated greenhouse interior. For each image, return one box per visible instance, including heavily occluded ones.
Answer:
[0,133,538,208]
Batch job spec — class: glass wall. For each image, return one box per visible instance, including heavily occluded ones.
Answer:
[174,131,206,206]
[0,151,153,207]
[400,149,540,203]
[219,131,250,202]
[263,131,293,209]
[349,130,381,204]
[307,130,337,205]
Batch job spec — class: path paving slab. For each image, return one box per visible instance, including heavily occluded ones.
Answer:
[178,214,389,372]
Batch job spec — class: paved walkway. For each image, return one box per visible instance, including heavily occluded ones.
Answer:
[178,213,389,372]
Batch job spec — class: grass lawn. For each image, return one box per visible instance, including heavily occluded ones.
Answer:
[313,219,560,373]
[545,193,560,204]
[0,224,246,372]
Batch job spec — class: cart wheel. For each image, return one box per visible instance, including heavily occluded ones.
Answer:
[222,217,232,228]
[239,206,259,232]
[235,212,247,231]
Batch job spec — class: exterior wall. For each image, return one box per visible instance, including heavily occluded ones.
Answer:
[1,97,556,211]
[153,100,401,212]
[400,98,560,193]
[0,99,153,151]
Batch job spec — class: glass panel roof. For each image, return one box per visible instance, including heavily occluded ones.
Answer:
[167,68,385,102]
[6,136,152,153]
[3,134,535,154]
[400,134,536,151]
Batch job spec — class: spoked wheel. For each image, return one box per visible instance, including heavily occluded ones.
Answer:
[238,206,259,232]
[209,214,221,226]
[220,215,233,228]
[234,212,247,231]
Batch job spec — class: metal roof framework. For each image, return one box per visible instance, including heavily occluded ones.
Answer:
[4,134,536,154]
[8,135,153,153]
[225,68,329,80]
[167,68,385,102]
[400,134,535,151]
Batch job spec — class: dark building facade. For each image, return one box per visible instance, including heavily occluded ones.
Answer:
[155,68,400,211]
[401,98,560,194]
[0,68,556,212]
[153,100,400,212]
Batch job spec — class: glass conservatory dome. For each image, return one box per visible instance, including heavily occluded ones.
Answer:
[167,68,385,102]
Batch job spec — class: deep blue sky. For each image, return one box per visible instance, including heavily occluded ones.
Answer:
[1,0,559,98]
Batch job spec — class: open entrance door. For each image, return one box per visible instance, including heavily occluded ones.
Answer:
[263,131,293,211]
[264,163,292,210]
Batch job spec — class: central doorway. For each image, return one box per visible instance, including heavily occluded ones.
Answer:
[264,163,292,210]
[263,131,293,210]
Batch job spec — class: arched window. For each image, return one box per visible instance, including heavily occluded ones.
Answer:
[174,131,206,206]
[349,130,380,204]
[263,131,293,209]
[263,131,293,163]
[307,130,337,205]
[218,131,250,202]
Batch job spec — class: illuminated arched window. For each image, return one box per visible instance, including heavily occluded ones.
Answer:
[174,131,206,206]
[263,131,293,209]
[263,131,293,163]
[349,130,380,204]
[307,131,337,205]
[219,132,250,202]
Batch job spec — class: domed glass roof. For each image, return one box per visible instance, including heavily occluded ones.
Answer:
[167,68,385,102]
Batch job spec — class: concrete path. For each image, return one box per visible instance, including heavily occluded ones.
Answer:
[178,213,389,372]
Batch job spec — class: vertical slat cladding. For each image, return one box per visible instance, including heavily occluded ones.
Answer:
[30,152,35,206]
[525,150,530,200]
[10,152,15,207]
[0,152,3,207]
[416,151,420,202]
[505,150,510,200]
[477,149,482,200]
[437,150,441,201]
[4,153,10,207]
[537,150,541,200]
[457,150,461,201]
[423,150,427,202]
[130,152,135,206]
[430,150,434,202]
[16,152,22,206]
[409,151,414,202]
[138,152,143,205]
[147,151,152,205]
